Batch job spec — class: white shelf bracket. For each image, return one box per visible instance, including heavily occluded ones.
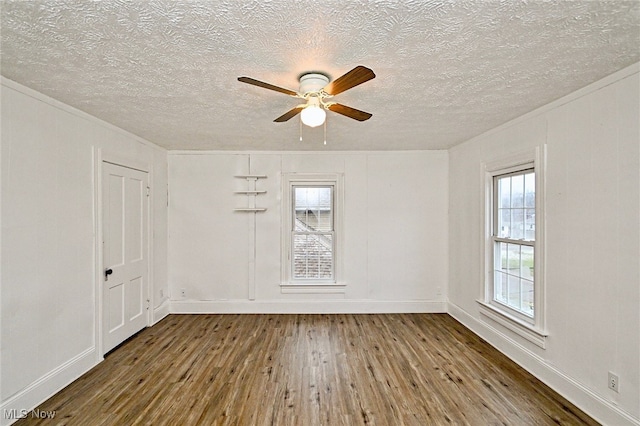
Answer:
[234,175,267,212]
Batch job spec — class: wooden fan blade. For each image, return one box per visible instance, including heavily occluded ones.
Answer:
[323,66,375,96]
[327,103,372,121]
[274,106,304,122]
[238,77,299,97]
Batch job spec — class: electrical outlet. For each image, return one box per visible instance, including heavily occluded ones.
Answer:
[180,288,186,298]
[159,289,164,298]
[608,372,619,392]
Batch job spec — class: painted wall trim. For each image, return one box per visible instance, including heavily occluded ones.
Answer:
[170,300,447,314]
[0,77,165,153]
[447,302,640,426]
[0,348,97,426]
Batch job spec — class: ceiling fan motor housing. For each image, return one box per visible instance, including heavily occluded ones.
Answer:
[299,73,330,95]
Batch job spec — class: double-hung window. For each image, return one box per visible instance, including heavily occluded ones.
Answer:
[292,185,335,280]
[282,173,343,292]
[492,169,536,318]
[480,148,547,348]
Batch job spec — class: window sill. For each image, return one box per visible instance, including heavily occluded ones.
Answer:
[477,300,548,349]
[281,283,346,294]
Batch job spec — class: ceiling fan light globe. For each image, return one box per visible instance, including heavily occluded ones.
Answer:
[300,105,326,127]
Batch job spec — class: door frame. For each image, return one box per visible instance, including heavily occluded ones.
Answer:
[94,148,154,359]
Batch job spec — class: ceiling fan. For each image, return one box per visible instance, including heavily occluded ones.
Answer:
[238,65,375,128]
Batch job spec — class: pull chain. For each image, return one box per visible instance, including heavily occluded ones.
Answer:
[323,118,327,145]
[299,116,303,142]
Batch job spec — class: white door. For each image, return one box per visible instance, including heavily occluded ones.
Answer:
[102,162,149,354]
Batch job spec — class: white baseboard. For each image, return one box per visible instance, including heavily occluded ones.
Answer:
[152,299,170,324]
[447,302,639,426]
[0,347,98,426]
[170,299,447,314]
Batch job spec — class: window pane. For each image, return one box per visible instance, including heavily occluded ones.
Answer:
[521,279,534,316]
[511,208,524,240]
[508,274,521,310]
[494,271,508,303]
[524,208,535,241]
[521,245,534,279]
[498,208,510,238]
[293,233,333,279]
[315,210,332,232]
[294,187,333,232]
[495,172,535,240]
[499,177,511,209]
[511,174,524,208]
[524,172,535,208]
[496,242,508,272]
[507,243,520,271]
[494,242,535,318]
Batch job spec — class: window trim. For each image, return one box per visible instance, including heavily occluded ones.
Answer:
[478,147,548,348]
[281,173,344,291]
[291,184,335,282]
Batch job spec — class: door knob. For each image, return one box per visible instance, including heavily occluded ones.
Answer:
[105,268,113,278]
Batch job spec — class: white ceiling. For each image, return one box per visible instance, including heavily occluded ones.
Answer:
[1,1,639,151]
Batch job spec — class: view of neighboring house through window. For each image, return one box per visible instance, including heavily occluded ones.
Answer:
[292,186,334,281]
[493,169,536,318]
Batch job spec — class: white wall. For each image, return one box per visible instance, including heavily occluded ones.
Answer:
[168,151,449,313]
[448,64,640,425]
[0,79,168,423]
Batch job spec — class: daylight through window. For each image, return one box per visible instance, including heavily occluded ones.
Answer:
[292,186,334,280]
[492,169,535,318]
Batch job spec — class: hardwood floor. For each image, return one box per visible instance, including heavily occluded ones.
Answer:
[15,314,598,425]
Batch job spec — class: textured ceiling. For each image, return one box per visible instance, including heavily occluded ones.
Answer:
[1,0,639,151]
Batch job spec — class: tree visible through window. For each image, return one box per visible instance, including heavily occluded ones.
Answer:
[292,186,334,280]
[493,169,535,318]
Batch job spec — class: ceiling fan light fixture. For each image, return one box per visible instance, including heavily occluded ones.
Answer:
[238,66,375,129]
[300,97,326,127]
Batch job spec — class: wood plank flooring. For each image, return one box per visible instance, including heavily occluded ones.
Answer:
[15,314,598,425]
